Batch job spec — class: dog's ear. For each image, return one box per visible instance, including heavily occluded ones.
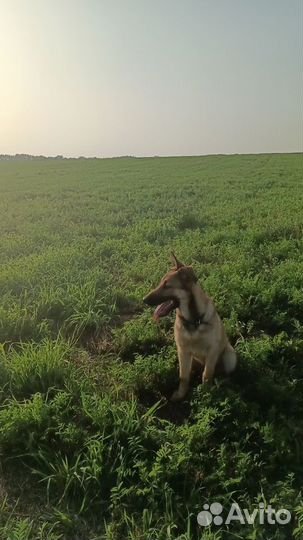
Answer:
[178,266,198,287]
[171,252,184,269]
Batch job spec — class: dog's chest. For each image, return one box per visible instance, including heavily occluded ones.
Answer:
[175,323,212,358]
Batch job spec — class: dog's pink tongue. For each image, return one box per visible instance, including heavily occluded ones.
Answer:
[153,300,174,320]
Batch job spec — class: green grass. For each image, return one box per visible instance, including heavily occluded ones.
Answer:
[0,154,302,539]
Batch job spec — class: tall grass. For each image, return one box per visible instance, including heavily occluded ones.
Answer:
[0,154,302,539]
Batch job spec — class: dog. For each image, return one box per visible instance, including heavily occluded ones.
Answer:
[143,253,237,401]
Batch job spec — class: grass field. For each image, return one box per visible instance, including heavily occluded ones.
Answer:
[0,154,302,540]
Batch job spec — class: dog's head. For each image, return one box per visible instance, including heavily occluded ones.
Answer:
[143,253,197,320]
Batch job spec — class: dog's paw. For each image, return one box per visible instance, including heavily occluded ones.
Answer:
[170,389,185,402]
[202,376,214,385]
[202,370,214,385]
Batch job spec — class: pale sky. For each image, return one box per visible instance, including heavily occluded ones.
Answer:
[0,0,302,157]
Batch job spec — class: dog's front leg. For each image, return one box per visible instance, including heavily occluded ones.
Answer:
[171,347,192,401]
[202,353,217,384]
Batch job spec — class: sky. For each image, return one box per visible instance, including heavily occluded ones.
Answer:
[0,0,302,157]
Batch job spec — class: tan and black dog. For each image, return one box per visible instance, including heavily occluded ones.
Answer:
[143,254,237,401]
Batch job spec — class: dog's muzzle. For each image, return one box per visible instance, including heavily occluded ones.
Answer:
[143,290,179,320]
[143,292,162,306]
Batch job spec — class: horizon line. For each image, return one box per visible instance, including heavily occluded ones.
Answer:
[0,150,302,161]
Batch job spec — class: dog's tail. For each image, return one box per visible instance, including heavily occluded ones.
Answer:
[222,343,237,374]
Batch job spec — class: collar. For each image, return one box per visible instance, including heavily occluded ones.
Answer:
[178,312,211,331]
